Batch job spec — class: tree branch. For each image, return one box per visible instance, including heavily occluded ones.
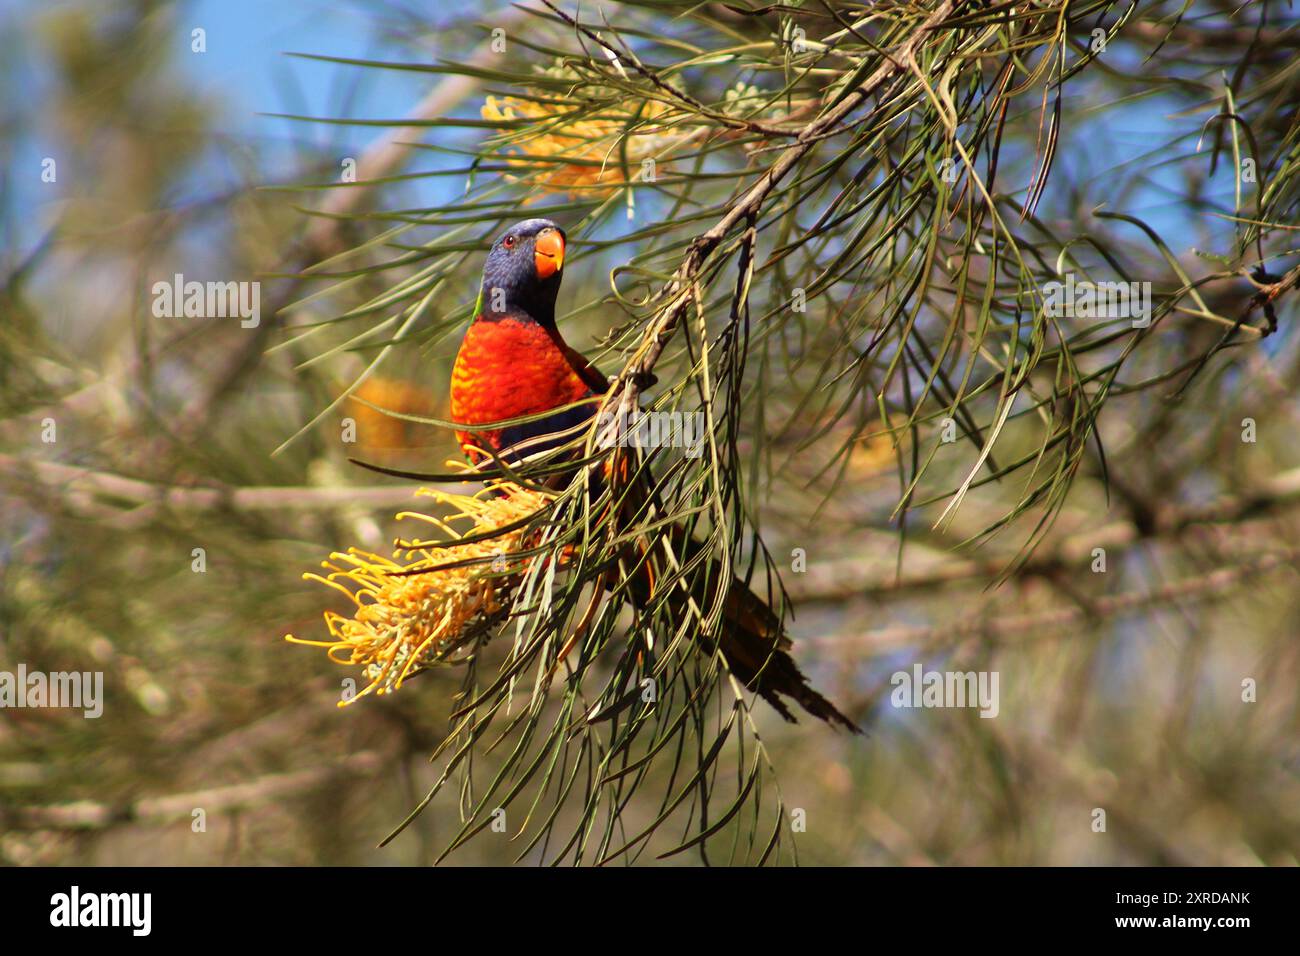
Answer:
[602,0,958,417]
[0,454,436,527]
[1,753,383,831]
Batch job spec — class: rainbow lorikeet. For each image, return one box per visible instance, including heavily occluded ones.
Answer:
[450,218,857,731]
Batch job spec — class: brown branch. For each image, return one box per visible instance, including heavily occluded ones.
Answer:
[1,753,383,832]
[811,545,1300,655]
[787,465,1300,603]
[1126,19,1300,52]
[0,454,437,528]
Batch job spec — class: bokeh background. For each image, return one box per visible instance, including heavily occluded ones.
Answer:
[2,0,1298,865]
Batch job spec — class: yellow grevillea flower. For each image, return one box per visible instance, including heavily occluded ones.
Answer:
[481,93,684,194]
[286,482,551,706]
[479,58,705,195]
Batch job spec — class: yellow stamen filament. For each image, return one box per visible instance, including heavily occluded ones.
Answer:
[286,481,552,706]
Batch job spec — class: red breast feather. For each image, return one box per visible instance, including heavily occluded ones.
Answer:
[450,317,597,460]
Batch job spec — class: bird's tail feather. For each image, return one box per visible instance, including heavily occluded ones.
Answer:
[624,528,860,732]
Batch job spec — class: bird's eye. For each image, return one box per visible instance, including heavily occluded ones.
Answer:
[503,235,516,249]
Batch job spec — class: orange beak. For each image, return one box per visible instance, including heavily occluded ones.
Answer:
[534,228,565,279]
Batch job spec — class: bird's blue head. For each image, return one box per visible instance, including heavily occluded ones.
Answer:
[477,219,566,324]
